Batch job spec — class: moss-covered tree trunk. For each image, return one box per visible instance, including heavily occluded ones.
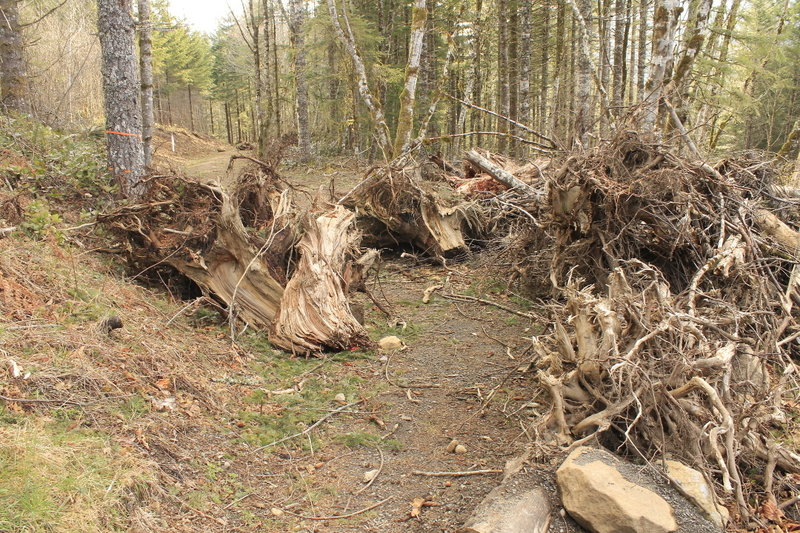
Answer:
[393,0,428,156]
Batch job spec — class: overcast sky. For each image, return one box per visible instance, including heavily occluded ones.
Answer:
[168,0,236,34]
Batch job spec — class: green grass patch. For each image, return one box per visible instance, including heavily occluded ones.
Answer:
[0,416,150,532]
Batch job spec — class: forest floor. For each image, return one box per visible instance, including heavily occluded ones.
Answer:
[1,142,581,532]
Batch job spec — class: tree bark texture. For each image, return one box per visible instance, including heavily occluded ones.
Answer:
[670,0,712,123]
[642,0,682,131]
[496,0,509,153]
[573,0,594,146]
[0,0,28,113]
[393,0,428,155]
[97,0,147,200]
[137,0,154,167]
[612,0,626,111]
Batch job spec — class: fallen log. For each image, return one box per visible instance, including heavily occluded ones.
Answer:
[464,150,539,198]
[754,208,800,255]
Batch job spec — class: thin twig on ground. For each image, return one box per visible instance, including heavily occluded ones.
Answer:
[282,497,392,520]
[354,447,385,495]
[411,469,503,477]
[441,293,534,319]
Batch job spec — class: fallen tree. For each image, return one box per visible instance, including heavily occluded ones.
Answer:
[99,161,372,354]
[499,132,800,520]
[342,163,485,259]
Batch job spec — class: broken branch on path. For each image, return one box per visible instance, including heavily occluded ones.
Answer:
[354,447,385,495]
[440,293,535,320]
[250,400,364,453]
[282,496,392,521]
[412,469,503,477]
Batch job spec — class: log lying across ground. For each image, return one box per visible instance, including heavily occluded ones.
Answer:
[100,162,372,354]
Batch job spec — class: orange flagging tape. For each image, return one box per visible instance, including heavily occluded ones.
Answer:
[105,130,142,137]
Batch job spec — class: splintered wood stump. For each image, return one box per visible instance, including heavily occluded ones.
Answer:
[269,206,373,354]
[347,176,472,258]
[103,180,289,327]
[171,182,291,326]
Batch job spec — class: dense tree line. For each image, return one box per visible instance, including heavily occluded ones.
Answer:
[1,0,799,164]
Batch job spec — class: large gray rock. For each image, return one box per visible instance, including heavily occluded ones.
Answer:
[458,486,551,533]
[557,447,678,533]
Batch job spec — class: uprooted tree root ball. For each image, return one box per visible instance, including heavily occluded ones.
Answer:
[99,160,373,354]
[499,132,800,520]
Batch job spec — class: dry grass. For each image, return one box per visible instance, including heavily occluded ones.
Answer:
[0,416,152,532]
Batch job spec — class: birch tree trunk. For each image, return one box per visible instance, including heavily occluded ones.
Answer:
[0,0,28,113]
[394,0,428,155]
[612,0,626,111]
[670,0,713,123]
[289,0,311,159]
[326,0,392,159]
[642,0,682,131]
[97,0,146,201]
[137,0,154,167]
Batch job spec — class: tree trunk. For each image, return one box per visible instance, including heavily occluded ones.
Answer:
[612,0,626,111]
[97,0,147,201]
[540,1,551,134]
[289,0,311,159]
[519,2,532,133]
[0,0,28,113]
[670,0,712,124]
[636,0,648,102]
[137,0,154,167]
[188,85,194,131]
[269,0,281,137]
[225,102,233,144]
[393,0,428,155]
[642,0,681,131]
[507,0,520,157]
[496,0,509,153]
[574,0,594,146]
[327,0,392,158]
